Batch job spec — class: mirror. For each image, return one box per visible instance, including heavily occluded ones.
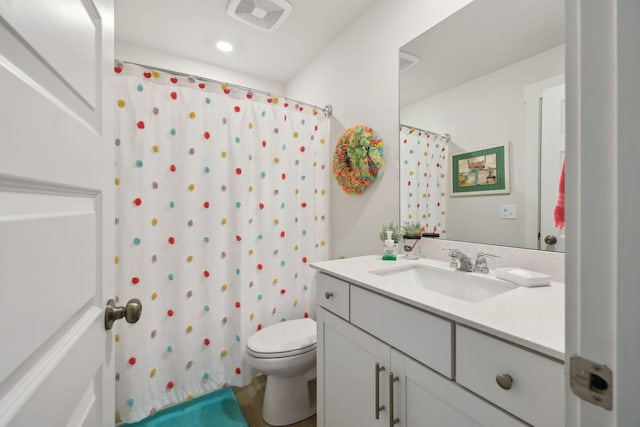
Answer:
[399,0,565,252]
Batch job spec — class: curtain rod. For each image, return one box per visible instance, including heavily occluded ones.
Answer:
[400,124,450,142]
[121,60,333,118]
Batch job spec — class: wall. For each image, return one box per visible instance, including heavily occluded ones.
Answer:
[401,45,564,247]
[286,0,474,259]
[116,41,286,95]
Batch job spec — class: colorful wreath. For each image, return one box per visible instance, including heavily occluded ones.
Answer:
[333,125,385,194]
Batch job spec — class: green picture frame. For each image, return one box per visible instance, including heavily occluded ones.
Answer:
[450,143,510,196]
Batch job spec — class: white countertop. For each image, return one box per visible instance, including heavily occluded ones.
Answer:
[311,255,565,361]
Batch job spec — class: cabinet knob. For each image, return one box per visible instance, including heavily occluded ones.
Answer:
[496,373,513,390]
[324,291,334,299]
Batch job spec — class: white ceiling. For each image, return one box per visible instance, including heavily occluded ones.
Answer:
[115,0,378,83]
[116,0,565,103]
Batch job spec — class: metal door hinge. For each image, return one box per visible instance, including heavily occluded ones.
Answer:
[570,355,613,410]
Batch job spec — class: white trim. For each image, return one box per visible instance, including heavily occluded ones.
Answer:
[565,0,640,424]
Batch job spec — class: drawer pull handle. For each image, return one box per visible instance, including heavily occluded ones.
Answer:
[496,373,513,390]
[324,291,334,300]
[389,372,400,426]
[375,363,385,419]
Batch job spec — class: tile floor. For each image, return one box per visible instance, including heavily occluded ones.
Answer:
[233,375,316,427]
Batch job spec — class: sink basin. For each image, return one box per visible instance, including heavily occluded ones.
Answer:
[371,264,516,302]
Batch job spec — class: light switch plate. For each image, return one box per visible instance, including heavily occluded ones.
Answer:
[500,204,516,219]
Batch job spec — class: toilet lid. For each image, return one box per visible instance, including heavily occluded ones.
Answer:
[247,318,316,357]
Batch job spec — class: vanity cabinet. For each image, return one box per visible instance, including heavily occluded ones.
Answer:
[316,272,535,427]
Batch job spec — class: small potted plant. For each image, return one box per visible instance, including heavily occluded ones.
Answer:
[402,221,424,259]
[402,221,423,239]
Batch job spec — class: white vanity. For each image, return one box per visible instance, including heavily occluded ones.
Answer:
[311,255,564,426]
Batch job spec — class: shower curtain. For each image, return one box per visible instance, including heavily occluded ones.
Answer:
[399,125,448,236]
[113,62,330,423]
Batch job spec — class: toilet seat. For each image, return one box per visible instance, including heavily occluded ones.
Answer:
[247,343,316,359]
[247,318,317,359]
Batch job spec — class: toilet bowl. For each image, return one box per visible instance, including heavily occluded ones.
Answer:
[245,318,317,426]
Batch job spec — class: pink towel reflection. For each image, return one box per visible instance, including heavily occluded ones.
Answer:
[553,158,565,230]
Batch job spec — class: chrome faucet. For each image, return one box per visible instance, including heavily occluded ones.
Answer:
[445,249,500,273]
[446,249,475,272]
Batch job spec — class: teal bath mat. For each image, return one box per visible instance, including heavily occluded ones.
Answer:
[124,388,248,427]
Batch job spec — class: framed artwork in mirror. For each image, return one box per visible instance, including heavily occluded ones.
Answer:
[450,143,510,196]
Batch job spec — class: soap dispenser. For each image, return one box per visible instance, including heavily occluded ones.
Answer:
[382,230,398,261]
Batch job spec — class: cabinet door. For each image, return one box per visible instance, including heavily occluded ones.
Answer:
[390,350,526,427]
[318,308,390,427]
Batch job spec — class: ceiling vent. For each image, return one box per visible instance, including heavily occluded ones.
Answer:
[227,0,293,33]
[399,51,420,74]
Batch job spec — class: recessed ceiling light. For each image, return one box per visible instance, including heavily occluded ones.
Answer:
[216,40,234,53]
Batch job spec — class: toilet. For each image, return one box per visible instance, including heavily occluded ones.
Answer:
[245,318,317,426]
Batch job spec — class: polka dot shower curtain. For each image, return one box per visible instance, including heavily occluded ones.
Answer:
[113,62,330,423]
[399,125,448,236]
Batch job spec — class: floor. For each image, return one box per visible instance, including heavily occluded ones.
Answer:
[233,375,317,427]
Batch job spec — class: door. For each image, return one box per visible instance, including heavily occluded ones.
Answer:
[0,0,115,426]
[539,84,566,252]
[317,308,389,427]
[566,0,640,426]
[523,74,564,251]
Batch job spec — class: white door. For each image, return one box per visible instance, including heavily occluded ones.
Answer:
[523,74,564,251]
[0,0,115,426]
[566,0,640,426]
[539,84,566,252]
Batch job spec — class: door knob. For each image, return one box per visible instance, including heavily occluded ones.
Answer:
[105,298,142,330]
[544,234,557,245]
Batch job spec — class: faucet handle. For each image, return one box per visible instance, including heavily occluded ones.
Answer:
[476,251,499,259]
[442,248,459,268]
[474,252,500,273]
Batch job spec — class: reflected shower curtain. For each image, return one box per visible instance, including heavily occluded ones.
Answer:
[113,62,330,423]
[399,125,448,236]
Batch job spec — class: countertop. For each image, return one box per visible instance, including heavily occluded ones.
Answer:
[311,255,565,361]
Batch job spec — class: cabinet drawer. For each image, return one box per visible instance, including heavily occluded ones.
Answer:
[351,286,452,378]
[316,273,349,320]
[456,325,564,427]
